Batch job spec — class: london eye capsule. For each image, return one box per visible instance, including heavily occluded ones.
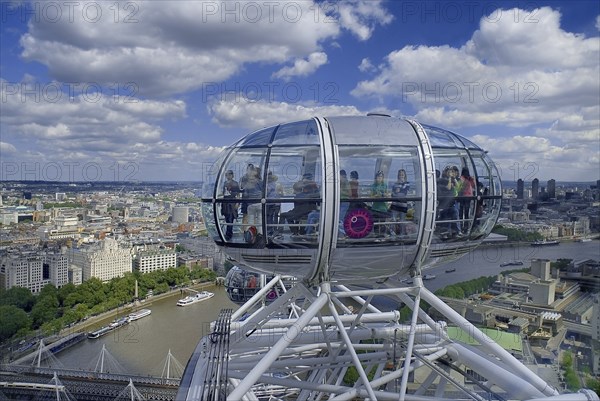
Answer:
[201,115,501,283]
[224,266,263,305]
[224,265,296,305]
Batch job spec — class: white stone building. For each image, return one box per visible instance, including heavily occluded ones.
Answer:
[69,238,132,282]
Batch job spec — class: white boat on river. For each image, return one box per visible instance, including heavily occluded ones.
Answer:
[177,291,215,307]
[128,308,152,321]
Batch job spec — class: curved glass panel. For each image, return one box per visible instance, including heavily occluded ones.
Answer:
[238,126,277,146]
[272,120,319,145]
[264,171,284,240]
[201,202,219,241]
[216,148,268,244]
[216,149,267,199]
[265,146,322,197]
[432,149,476,243]
[264,146,322,244]
[483,152,502,197]
[328,116,419,146]
[470,152,501,240]
[202,147,231,198]
[452,133,482,150]
[337,145,421,245]
[423,125,462,148]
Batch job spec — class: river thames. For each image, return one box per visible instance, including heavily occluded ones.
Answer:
[56,287,239,376]
[56,240,599,376]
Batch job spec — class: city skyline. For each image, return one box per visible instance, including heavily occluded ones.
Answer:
[1,1,599,182]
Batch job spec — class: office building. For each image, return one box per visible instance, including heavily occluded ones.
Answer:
[531,178,539,200]
[1,255,44,292]
[44,251,69,288]
[547,179,556,199]
[516,179,524,199]
[1,211,18,225]
[133,247,177,274]
[530,281,556,305]
[0,250,68,292]
[531,259,551,281]
[37,213,82,241]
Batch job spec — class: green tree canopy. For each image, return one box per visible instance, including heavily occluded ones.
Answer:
[39,283,58,299]
[0,305,31,342]
[492,225,543,242]
[434,275,497,300]
[584,377,600,396]
[43,202,80,209]
[552,259,572,270]
[0,287,35,311]
[31,292,59,329]
[57,283,77,305]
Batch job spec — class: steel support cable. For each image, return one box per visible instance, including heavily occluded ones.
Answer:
[201,308,232,401]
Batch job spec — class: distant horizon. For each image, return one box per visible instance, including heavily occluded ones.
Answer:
[1,179,598,186]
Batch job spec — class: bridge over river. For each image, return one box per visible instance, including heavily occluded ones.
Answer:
[0,364,179,401]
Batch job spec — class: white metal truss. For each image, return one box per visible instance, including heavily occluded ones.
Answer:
[182,274,599,401]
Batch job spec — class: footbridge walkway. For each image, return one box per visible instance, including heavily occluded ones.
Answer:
[0,364,179,400]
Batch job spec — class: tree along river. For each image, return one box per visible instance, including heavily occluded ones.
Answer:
[56,240,599,376]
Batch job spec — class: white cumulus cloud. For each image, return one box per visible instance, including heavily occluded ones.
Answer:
[208,98,363,129]
[1,142,17,154]
[353,7,599,114]
[272,52,328,81]
[18,1,391,97]
[336,0,394,40]
[358,58,375,73]
[0,78,189,177]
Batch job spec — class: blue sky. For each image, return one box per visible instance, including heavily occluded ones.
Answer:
[1,0,599,182]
